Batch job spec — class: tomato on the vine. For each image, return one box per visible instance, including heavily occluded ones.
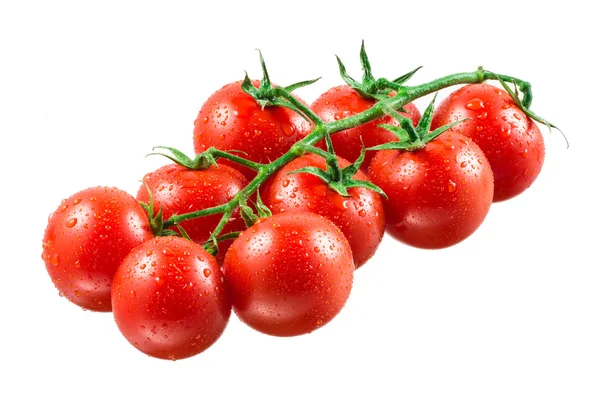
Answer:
[368,131,494,249]
[223,212,354,337]
[137,163,248,263]
[42,186,154,311]
[112,236,231,360]
[311,85,421,167]
[431,83,545,202]
[193,80,312,180]
[262,153,385,268]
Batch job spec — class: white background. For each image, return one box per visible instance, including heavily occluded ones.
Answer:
[1,1,598,403]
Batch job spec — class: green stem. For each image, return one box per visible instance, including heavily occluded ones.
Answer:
[273,87,324,124]
[162,68,536,241]
[210,149,264,171]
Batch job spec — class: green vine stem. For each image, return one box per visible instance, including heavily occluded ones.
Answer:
[162,67,553,251]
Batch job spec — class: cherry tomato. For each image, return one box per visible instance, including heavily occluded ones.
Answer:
[311,85,421,167]
[431,83,545,202]
[368,131,494,249]
[112,236,231,360]
[42,186,154,311]
[137,163,248,264]
[193,80,312,180]
[262,154,385,269]
[223,212,354,337]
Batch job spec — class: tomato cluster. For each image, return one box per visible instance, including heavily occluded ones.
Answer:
[42,47,551,360]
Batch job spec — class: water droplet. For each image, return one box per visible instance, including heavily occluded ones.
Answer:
[460,161,467,168]
[448,179,456,192]
[272,222,281,229]
[203,268,211,278]
[358,209,367,217]
[465,98,485,110]
[130,290,136,298]
[73,199,81,205]
[51,254,60,266]
[282,179,290,187]
[146,250,153,257]
[281,122,294,136]
[66,218,77,228]
[314,247,320,253]
[162,248,174,256]
[202,117,208,124]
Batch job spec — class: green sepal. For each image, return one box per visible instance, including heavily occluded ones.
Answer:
[380,104,419,141]
[202,232,243,256]
[378,124,410,142]
[340,142,366,180]
[359,40,375,86]
[284,77,321,93]
[422,118,469,144]
[392,66,423,84]
[139,181,165,236]
[175,225,192,241]
[366,141,415,152]
[416,93,437,135]
[239,203,259,228]
[254,192,272,218]
[491,73,568,147]
[161,229,180,237]
[203,236,219,256]
[287,166,331,184]
[344,179,387,199]
[148,146,217,170]
[336,55,372,99]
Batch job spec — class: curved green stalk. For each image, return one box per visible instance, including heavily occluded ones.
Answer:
[162,68,549,251]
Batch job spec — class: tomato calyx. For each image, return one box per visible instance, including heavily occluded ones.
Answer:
[369,95,467,152]
[336,40,422,102]
[138,182,179,238]
[149,145,264,172]
[293,133,386,198]
[489,73,568,147]
[241,50,321,123]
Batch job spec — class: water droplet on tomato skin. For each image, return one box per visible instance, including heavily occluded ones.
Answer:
[358,209,367,217]
[465,98,485,111]
[203,268,211,278]
[448,180,456,193]
[50,254,60,266]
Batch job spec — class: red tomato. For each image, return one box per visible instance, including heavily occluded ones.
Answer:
[431,83,545,202]
[137,163,248,264]
[262,154,385,269]
[112,236,231,360]
[223,212,354,337]
[42,186,154,311]
[193,80,312,180]
[368,131,494,249]
[311,85,421,167]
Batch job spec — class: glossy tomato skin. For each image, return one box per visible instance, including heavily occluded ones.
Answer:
[223,212,354,337]
[368,131,494,249]
[262,154,385,269]
[431,83,544,202]
[311,85,421,167]
[112,236,231,360]
[137,164,248,264]
[42,186,154,311]
[193,80,312,180]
